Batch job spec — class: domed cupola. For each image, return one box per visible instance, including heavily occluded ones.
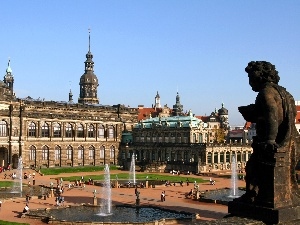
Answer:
[172,91,183,116]
[3,59,14,98]
[218,103,228,115]
[78,29,99,104]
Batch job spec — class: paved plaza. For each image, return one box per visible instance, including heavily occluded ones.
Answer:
[0,169,245,225]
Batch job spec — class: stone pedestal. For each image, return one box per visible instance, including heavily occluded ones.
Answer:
[228,146,300,224]
[93,197,97,205]
[136,198,140,205]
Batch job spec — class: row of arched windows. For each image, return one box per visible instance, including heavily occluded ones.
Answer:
[28,145,116,161]
[27,122,115,138]
[0,121,116,139]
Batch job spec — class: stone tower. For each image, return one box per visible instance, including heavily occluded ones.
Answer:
[78,30,99,104]
[154,91,161,108]
[172,92,183,116]
[3,59,14,95]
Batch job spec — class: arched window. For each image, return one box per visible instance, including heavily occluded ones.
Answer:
[87,124,95,138]
[89,146,95,160]
[98,124,105,138]
[29,145,36,161]
[0,121,7,137]
[67,146,73,160]
[41,122,49,137]
[110,146,115,159]
[78,145,84,160]
[53,122,61,137]
[42,146,49,160]
[65,123,73,138]
[108,125,114,139]
[55,146,61,160]
[77,124,84,138]
[28,122,36,137]
[100,146,105,159]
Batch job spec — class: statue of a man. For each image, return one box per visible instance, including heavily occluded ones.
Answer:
[238,61,300,204]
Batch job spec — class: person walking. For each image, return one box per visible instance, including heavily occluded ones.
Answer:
[161,192,164,202]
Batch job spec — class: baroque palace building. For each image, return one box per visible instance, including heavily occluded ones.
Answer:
[0,33,138,169]
[120,92,253,173]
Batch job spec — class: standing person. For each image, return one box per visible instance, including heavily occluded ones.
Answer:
[161,192,164,202]
[23,204,29,213]
[25,194,30,204]
[0,200,2,211]
[163,191,166,201]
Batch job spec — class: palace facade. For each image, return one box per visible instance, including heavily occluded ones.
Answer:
[0,33,138,169]
[120,92,252,173]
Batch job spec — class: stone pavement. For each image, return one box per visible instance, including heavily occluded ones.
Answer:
[0,169,244,224]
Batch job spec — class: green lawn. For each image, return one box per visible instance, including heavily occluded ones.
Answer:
[40,165,119,175]
[0,180,15,188]
[53,173,207,184]
[0,220,29,225]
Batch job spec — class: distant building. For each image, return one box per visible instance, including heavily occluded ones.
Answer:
[0,33,138,169]
[120,92,251,173]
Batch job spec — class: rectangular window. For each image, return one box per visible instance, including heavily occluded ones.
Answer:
[55,149,60,160]
[30,150,35,161]
[42,150,48,160]
[78,149,83,160]
[89,150,94,160]
[67,149,72,160]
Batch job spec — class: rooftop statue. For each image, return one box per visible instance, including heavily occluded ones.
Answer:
[228,61,300,224]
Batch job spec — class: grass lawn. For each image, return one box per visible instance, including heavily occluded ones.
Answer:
[53,173,208,184]
[0,180,15,188]
[0,220,29,225]
[40,165,119,175]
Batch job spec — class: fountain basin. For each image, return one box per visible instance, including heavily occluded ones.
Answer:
[27,204,193,225]
[200,188,245,205]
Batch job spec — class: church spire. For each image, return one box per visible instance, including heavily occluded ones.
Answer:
[78,29,99,104]
[88,27,91,52]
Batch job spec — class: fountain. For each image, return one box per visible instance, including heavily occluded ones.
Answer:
[229,155,239,198]
[98,164,112,215]
[10,156,23,197]
[129,153,136,185]
[201,155,244,204]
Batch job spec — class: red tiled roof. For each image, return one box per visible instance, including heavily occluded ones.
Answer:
[244,121,251,129]
[196,116,210,122]
[296,105,300,124]
[138,107,162,121]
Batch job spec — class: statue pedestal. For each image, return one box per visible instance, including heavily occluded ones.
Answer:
[229,146,300,224]
[136,199,140,205]
[228,201,300,224]
[93,197,97,205]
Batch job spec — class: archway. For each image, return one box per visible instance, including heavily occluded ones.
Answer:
[0,147,8,168]
[12,154,19,169]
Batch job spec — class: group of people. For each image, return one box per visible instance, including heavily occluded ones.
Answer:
[0,164,10,173]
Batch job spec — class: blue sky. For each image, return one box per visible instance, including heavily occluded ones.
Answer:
[0,1,299,126]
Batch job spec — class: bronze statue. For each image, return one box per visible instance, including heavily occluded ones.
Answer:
[238,61,300,205]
